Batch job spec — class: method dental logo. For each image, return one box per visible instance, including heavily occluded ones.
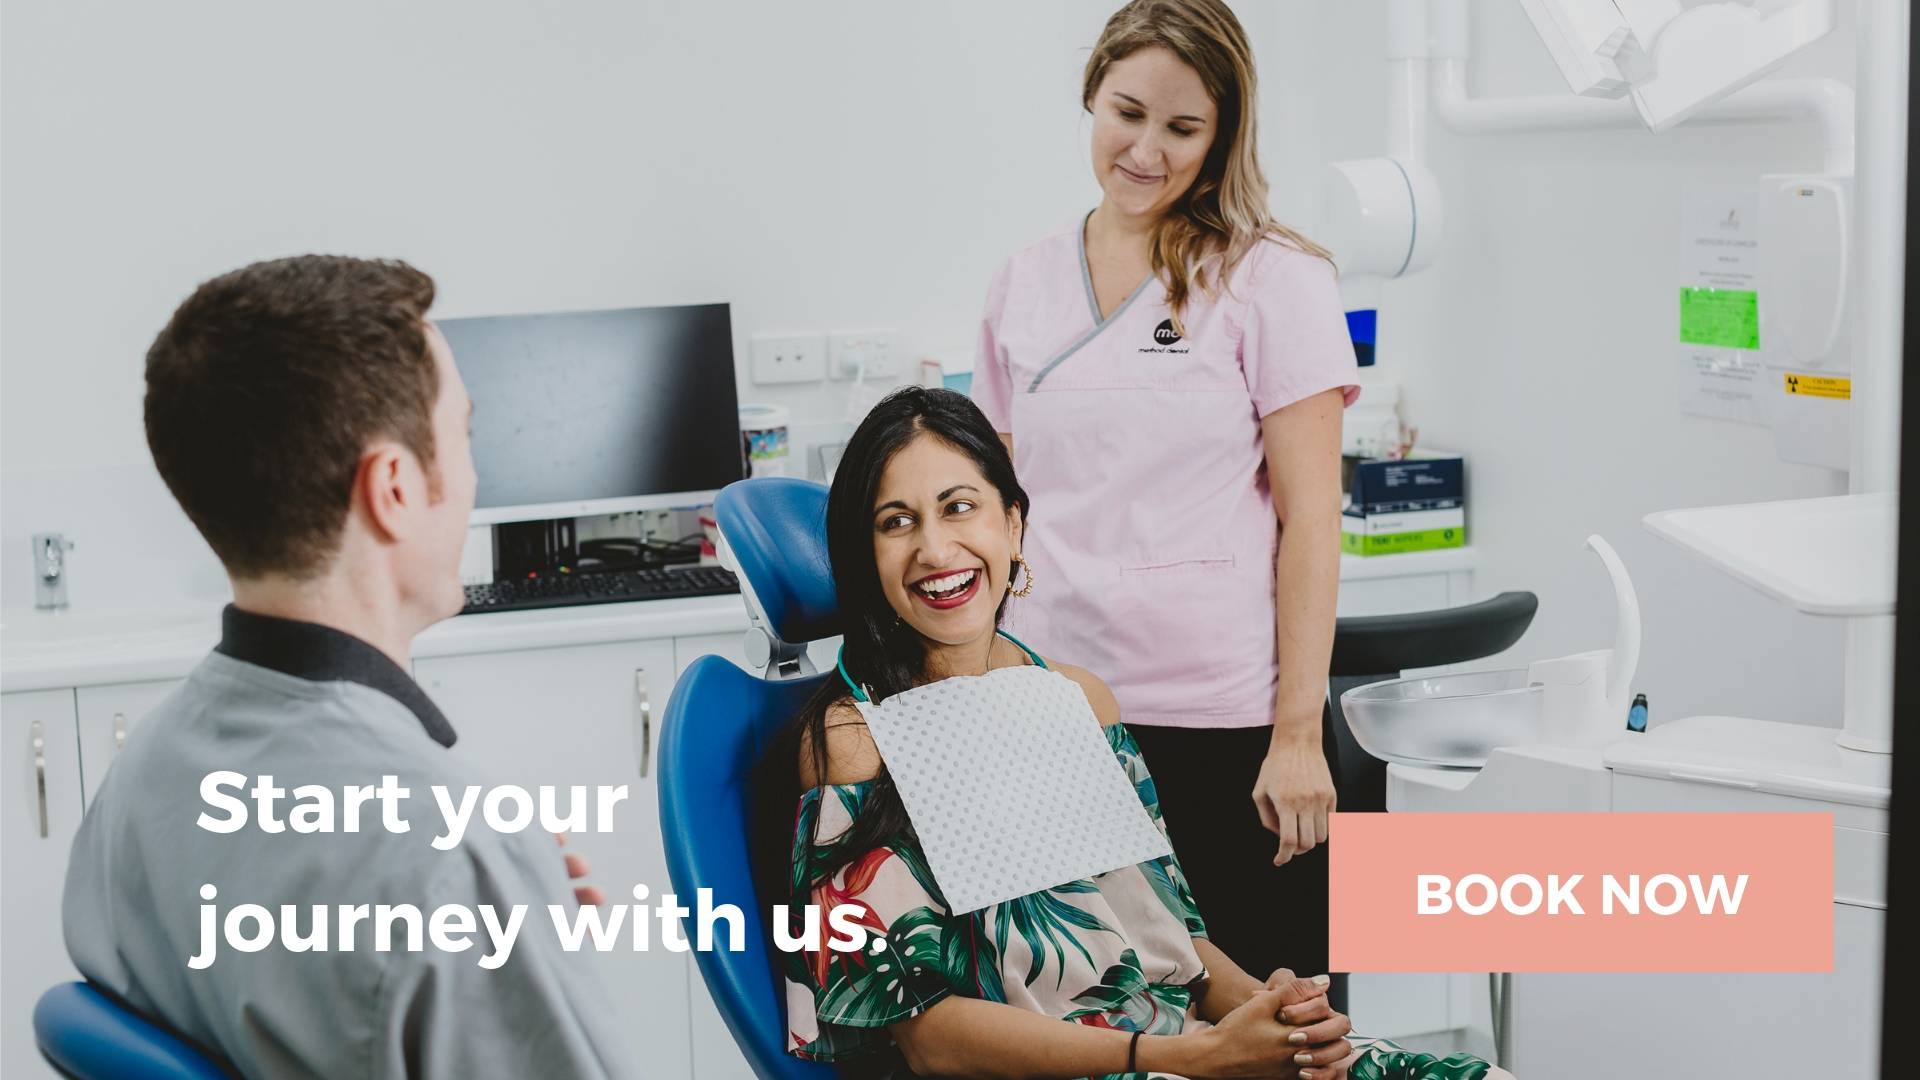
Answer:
[1152,319,1182,345]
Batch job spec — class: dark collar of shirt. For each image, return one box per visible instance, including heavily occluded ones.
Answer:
[215,604,458,748]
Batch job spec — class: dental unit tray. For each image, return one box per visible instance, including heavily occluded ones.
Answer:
[1340,535,1642,768]
[1341,669,1544,768]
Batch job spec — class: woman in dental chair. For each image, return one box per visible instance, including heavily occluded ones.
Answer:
[756,387,1506,1080]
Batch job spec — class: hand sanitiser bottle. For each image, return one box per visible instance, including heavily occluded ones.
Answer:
[1626,692,1649,733]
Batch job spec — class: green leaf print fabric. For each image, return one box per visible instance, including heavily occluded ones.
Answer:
[779,721,1499,1080]
[782,723,1206,1064]
[1347,1039,1494,1080]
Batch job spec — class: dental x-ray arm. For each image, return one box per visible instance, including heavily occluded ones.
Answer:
[1519,0,1837,131]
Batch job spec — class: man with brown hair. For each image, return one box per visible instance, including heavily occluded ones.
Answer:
[63,255,637,1079]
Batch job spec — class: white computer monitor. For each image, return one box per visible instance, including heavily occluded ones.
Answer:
[438,304,744,527]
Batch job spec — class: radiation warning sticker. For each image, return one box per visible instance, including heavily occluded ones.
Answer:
[1783,373,1851,400]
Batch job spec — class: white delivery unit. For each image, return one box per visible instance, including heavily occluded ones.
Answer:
[1507,716,1885,1079]
[1369,492,1894,1079]
[1384,716,1888,1080]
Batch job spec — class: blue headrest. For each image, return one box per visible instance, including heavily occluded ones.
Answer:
[715,478,840,644]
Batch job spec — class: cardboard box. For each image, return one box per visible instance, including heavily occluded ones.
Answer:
[1340,506,1466,557]
[1345,451,1464,514]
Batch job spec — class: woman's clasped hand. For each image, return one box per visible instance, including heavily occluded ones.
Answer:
[1191,970,1353,1079]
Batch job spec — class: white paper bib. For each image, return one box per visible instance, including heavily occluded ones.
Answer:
[853,665,1172,914]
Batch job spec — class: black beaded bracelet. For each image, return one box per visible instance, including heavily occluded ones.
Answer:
[1127,1030,1143,1074]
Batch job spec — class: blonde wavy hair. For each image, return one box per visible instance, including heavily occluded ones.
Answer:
[1084,0,1332,329]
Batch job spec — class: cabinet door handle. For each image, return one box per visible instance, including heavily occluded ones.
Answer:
[113,712,128,752]
[32,720,48,839]
[633,669,652,779]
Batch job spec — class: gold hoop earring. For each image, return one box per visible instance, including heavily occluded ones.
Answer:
[1009,552,1035,598]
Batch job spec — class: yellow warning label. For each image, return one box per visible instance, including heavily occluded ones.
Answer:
[1784,373,1851,400]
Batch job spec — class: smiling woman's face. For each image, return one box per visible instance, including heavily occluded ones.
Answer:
[870,433,1022,648]
[1089,45,1218,221]
[1090,45,1221,220]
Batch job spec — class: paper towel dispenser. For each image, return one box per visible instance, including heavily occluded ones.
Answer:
[1759,171,1852,471]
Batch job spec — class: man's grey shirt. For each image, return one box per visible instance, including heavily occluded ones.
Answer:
[63,607,638,1079]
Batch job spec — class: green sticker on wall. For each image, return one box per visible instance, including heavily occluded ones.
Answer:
[1679,287,1759,350]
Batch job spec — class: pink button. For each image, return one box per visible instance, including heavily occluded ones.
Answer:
[1328,812,1834,972]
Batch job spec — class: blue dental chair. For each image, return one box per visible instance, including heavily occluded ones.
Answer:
[659,478,839,1080]
[657,478,1539,1075]
[33,982,231,1079]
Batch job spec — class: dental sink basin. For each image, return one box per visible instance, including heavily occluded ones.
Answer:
[1339,669,1545,768]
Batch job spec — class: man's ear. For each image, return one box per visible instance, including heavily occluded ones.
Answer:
[355,444,412,543]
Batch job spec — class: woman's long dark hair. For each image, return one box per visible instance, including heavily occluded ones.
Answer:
[752,386,1030,905]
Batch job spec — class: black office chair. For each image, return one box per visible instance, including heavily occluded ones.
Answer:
[1325,590,1540,814]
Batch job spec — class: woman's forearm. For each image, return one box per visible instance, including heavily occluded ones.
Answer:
[1192,936,1265,1022]
[1259,394,1345,743]
[891,995,1212,1080]
[1271,501,1341,739]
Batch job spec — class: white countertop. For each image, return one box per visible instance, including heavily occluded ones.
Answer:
[1,547,1476,693]
[1338,545,1476,581]
[1643,494,1895,616]
[1,595,750,693]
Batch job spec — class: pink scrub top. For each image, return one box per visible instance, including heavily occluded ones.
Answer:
[971,219,1360,729]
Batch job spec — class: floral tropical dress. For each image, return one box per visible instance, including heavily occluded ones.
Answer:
[781,716,1499,1080]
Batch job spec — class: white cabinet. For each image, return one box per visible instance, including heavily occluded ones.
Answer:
[674,631,752,679]
[414,638,692,1079]
[1508,906,1885,1079]
[75,679,181,805]
[3,690,84,1080]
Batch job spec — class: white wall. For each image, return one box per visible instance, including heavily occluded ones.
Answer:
[0,0,1131,608]
[2,0,1860,718]
[1277,1,1853,729]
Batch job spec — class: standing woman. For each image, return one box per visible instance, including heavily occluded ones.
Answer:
[970,0,1359,986]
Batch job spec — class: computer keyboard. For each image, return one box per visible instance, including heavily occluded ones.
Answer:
[461,565,739,614]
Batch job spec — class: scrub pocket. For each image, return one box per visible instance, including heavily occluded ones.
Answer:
[1119,554,1237,575]
[1111,553,1246,697]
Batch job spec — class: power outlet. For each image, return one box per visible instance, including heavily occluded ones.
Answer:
[830,329,898,380]
[751,332,826,384]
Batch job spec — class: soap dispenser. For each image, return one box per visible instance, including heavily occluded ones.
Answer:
[32,532,75,610]
[1526,535,1642,747]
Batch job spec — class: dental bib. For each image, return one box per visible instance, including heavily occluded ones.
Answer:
[850,664,1171,914]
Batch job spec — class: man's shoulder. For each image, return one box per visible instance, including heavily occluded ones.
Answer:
[79,649,513,888]
[126,651,457,774]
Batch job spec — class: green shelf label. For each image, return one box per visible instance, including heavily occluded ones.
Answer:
[1341,527,1467,557]
[1679,287,1759,350]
